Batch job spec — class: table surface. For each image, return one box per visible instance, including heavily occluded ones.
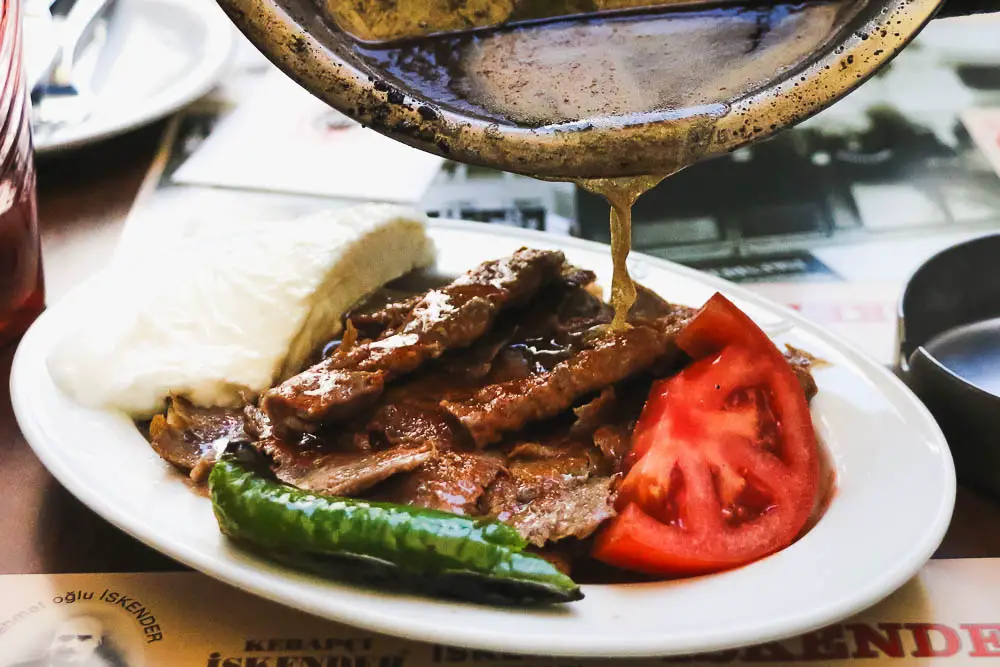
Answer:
[3,123,1000,576]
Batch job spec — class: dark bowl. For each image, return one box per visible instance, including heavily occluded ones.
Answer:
[899,234,1000,498]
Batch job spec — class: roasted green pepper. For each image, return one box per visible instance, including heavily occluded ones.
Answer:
[209,458,583,604]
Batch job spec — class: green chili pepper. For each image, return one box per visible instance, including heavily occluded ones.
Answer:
[209,458,583,604]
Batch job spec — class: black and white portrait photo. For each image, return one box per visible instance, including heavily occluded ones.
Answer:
[6,616,130,667]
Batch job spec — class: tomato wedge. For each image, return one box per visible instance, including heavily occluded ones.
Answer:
[593,293,819,576]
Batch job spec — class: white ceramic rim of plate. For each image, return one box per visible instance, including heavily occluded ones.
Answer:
[33,0,236,154]
[11,219,956,657]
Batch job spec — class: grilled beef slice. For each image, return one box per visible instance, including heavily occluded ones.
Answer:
[244,401,438,496]
[485,440,616,547]
[366,398,471,451]
[441,325,671,447]
[570,387,641,471]
[148,396,249,482]
[477,381,652,547]
[256,278,684,536]
[258,436,436,496]
[372,451,506,515]
[785,345,820,402]
[347,291,423,339]
[630,284,696,331]
[570,387,618,437]
[263,248,567,433]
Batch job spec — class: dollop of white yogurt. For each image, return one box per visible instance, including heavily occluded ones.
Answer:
[47,203,435,417]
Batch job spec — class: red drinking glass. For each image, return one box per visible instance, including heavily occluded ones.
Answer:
[0,0,43,346]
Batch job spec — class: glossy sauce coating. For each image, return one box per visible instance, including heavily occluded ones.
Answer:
[575,175,669,329]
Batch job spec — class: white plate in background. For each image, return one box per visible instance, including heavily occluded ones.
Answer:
[12,220,955,657]
[32,0,235,154]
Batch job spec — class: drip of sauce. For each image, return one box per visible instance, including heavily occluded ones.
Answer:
[354,3,851,329]
[575,174,670,329]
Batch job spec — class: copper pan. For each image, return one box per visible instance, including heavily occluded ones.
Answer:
[215,0,998,178]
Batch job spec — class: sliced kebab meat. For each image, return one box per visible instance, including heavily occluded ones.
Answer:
[253,261,698,546]
[371,451,506,515]
[485,439,617,547]
[142,246,824,559]
[441,325,673,448]
[148,396,249,482]
[346,290,424,339]
[262,248,567,434]
[258,435,437,496]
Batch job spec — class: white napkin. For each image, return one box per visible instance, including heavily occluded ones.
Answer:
[172,69,445,203]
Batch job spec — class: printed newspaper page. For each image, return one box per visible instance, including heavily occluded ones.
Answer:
[3,560,1000,665]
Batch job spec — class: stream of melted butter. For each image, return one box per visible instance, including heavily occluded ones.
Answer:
[575,174,670,329]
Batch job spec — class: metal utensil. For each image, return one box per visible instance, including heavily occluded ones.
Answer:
[24,0,60,92]
[216,0,999,179]
[31,0,118,131]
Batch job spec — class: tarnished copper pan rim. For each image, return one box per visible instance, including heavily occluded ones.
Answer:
[216,0,945,179]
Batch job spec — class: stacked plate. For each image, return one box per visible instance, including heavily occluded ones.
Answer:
[25,0,235,154]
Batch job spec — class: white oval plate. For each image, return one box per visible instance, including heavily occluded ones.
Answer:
[11,220,955,658]
[32,0,235,154]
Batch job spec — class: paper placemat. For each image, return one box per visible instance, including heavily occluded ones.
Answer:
[3,559,1000,666]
